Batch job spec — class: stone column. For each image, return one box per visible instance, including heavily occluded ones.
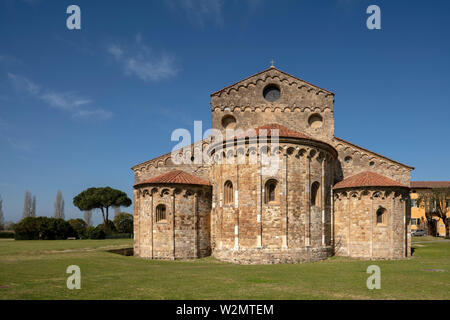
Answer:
[391,195,394,258]
[194,192,198,258]
[330,159,334,248]
[305,154,311,246]
[150,193,154,259]
[172,194,176,260]
[234,162,239,250]
[257,153,262,247]
[347,196,351,256]
[330,188,334,248]
[321,157,325,246]
[283,152,288,249]
[134,190,140,256]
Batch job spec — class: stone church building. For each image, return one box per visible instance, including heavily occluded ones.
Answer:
[131,66,413,264]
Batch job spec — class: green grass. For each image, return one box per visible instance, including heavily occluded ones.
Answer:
[412,236,449,242]
[0,238,449,299]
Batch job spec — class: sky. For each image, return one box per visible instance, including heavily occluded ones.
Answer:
[0,0,449,225]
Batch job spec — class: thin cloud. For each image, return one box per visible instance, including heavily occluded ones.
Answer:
[40,92,91,111]
[107,35,178,82]
[6,73,112,121]
[166,0,224,27]
[7,73,40,95]
[108,45,124,61]
[72,109,113,120]
[6,137,32,152]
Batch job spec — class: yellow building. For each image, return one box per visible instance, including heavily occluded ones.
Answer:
[410,181,450,237]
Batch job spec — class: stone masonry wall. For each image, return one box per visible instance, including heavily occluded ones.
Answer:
[211,68,335,142]
[333,187,411,259]
[333,137,412,186]
[133,184,211,260]
[211,138,336,264]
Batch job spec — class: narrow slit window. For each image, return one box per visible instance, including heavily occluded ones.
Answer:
[264,179,278,204]
[224,181,233,205]
[156,204,166,222]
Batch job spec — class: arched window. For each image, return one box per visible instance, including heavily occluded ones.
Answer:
[311,181,320,207]
[264,179,278,204]
[224,180,233,205]
[376,207,386,224]
[155,204,166,223]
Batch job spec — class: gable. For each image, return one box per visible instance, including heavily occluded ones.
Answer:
[210,67,334,112]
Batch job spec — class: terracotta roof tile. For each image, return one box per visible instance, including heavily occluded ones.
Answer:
[134,170,211,187]
[411,181,450,189]
[333,171,408,189]
[235,123,313,140]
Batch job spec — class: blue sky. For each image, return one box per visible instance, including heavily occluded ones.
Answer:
[0,0,449,224]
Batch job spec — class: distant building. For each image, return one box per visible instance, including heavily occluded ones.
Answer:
[410,181,450,237]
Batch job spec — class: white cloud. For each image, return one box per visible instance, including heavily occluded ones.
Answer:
[125,55,177,81]
[40,92,91,111]
[7,73,40,95]
[107,35,178,82]
[7,73,112,121]
[108,45,124,61]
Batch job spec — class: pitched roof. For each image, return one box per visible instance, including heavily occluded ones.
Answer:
[333,171,408,189]
[210,66,334,97]
[235,123,313,140]
[131,138,209,170]
[411,181,450,189]
[134,170,211,187]
[333,136,414,170]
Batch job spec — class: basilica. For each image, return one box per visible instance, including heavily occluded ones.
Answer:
[131,66,413,264]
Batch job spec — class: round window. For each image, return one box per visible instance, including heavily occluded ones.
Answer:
[221,115,236,129]
[308,113,323,129]
[263,84,280,102]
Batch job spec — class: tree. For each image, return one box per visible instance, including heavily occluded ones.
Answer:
[22,191,33,218]
[0,195,4,230]
[31,195,36,217]
[14,217,75,240]
[417,188,450,238]
[84,210,93,227]
[3,221,15,231]
[113,205,121,217]
[113,212,133,233]
[68,218,87,238]
[54,190,65,219]
[73,187,131,225]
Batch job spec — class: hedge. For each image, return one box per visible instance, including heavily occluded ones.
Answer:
[14,217,76,240]
[0,232,14,239]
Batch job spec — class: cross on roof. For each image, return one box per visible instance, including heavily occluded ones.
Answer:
[270,59,275,68]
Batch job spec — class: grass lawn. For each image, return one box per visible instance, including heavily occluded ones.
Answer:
[0,238,449,300]
[412,236,449,242]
